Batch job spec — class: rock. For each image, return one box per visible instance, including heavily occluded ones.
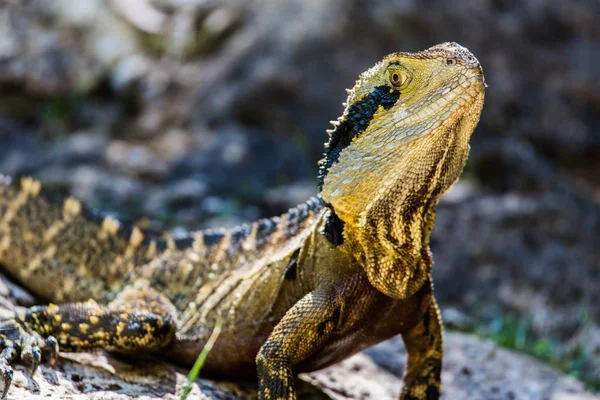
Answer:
[433,189,600,380]
[2,332,596,399]
[367,333,597,400]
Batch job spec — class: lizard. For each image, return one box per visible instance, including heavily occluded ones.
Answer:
[0,42,485,400]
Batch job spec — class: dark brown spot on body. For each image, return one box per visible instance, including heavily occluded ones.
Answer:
[426,385,440,399]
[284,249,300,281]
[323,209,345,246]
[422,308,431,337]
[317,307,340,337]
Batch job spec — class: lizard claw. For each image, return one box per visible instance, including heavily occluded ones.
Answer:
[0,317,52,398]
[0,362,13,400]
[0,344,17,400]
[20,344,42,377]
[45,336,59,367]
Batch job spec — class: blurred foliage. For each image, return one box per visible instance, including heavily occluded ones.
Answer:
[483,310,599,391]
[41,94,82,137]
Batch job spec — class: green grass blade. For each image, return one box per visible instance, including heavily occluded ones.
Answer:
[180,318,223,400]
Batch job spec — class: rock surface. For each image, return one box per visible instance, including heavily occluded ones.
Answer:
[3,332,596,400]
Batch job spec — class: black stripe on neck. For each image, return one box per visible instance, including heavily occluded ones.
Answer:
[317,85,400,190]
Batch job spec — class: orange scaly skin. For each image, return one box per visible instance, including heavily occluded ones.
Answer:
[0,42,484,399]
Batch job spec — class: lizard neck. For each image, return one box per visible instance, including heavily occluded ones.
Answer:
[336,114,469,249]
[321,107,477,299]
[318,42,485,298]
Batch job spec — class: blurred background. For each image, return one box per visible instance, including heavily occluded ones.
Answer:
[0,0,597,391]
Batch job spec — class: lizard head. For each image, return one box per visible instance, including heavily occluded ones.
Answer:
[319,42,485,223]
[318,42,485,298]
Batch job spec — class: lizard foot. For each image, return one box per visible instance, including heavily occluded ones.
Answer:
[399,359,441,400]
[0,316,58,399]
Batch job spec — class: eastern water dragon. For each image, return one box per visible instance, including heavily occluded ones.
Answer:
[0,42,485,399]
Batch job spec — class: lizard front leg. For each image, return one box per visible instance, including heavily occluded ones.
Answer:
[0,286,176,398]
[400,294,443,400]
[256,288,341,400]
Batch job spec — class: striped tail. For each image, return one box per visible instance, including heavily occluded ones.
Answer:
[0,176,156,303]
[0,175,326,306]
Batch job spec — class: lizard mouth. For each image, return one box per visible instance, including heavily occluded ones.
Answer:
[390,72,485,133]
[469,71,487,87]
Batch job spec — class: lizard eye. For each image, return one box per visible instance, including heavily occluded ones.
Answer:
[388,69,408,88]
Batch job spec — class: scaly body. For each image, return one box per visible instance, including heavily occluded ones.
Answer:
[0,42,484,399]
